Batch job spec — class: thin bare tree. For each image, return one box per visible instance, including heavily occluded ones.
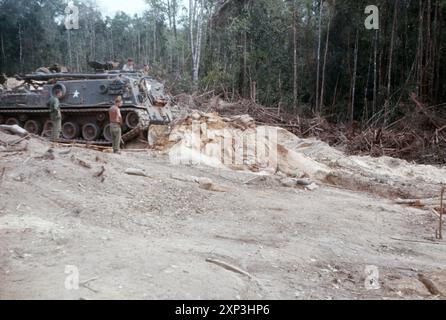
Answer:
[320,0,334,112]
[190,0,204,90]
[385,0,398,125]
[315,0,324,113]
[292,0,299,111]
[350,29,359,124]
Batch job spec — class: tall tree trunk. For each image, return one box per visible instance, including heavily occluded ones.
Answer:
[0,33,6,68]
[331,74,339,110]
[76,48,80,72]
[190,0,195,84]
[416,0,424,98]
[167,0,173,30]
[243,29,247,97]
[153,19,157,63]
[91,20,96,60]
[364,49,373,123]
[426,0,432,100]
[433,0,441,103]
[350,30,359,124]
[385,0,398,125]
[278,70,282,115]
[373,29,378,116]
[315,0,323,112]
[172,0,179,75]
[67,29,72,68]
[172,0,178,41]
[292,1,298,111]
[18,22,23,71]
[195,1,204,86]
[320,0,333,112]
[110,28,114,60]
[190,0,204,90]
[137,30,141,63]
[251,81,256,102]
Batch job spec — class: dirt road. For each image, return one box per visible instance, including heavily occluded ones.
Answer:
[0,134,445,300]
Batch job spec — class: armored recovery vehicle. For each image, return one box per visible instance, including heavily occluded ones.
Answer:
[0,70,173,145]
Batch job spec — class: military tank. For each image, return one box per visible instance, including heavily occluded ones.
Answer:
[0,69,173,146]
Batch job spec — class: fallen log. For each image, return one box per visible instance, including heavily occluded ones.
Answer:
[395,198,441,207]
[55,142,111,152]
[418,274,443,296]
[71,156,92,169]
[0,125,28,136]
[125,168,149,177]
[58,148,72,155]
[205,258,252,279]
[94,166,106,178]
[35,148,55,160]
[8,134,31,147]
[122,149,150,153]
[171,174,227,192]
[430,208,441,218]
[0,144,28,153]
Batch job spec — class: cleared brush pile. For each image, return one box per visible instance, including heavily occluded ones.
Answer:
[158,108,446,199]
[174,94,446,165]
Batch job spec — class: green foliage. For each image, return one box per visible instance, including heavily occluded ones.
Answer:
[200,64,231,92]
[0,0,445,124]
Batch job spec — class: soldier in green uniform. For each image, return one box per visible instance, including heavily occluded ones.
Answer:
[48,89,63,141]
[108,96,123,154]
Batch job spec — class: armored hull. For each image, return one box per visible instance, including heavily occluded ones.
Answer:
[0,71,173,145]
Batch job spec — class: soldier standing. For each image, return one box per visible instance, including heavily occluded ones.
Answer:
[109,96,123,154]
[48,89,63,141]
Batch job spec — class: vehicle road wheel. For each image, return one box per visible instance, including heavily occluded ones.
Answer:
[42,120,54,138]
[5,118,20,126]
[82,123,100,141]
[24,120,42,135]
[96,113,107,122]
[62,122,80,140]
[103,124,112,142]
[125,112,140,129]
[18,114,28,122]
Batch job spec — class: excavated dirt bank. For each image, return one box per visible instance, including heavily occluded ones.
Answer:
[1,125,445,300]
